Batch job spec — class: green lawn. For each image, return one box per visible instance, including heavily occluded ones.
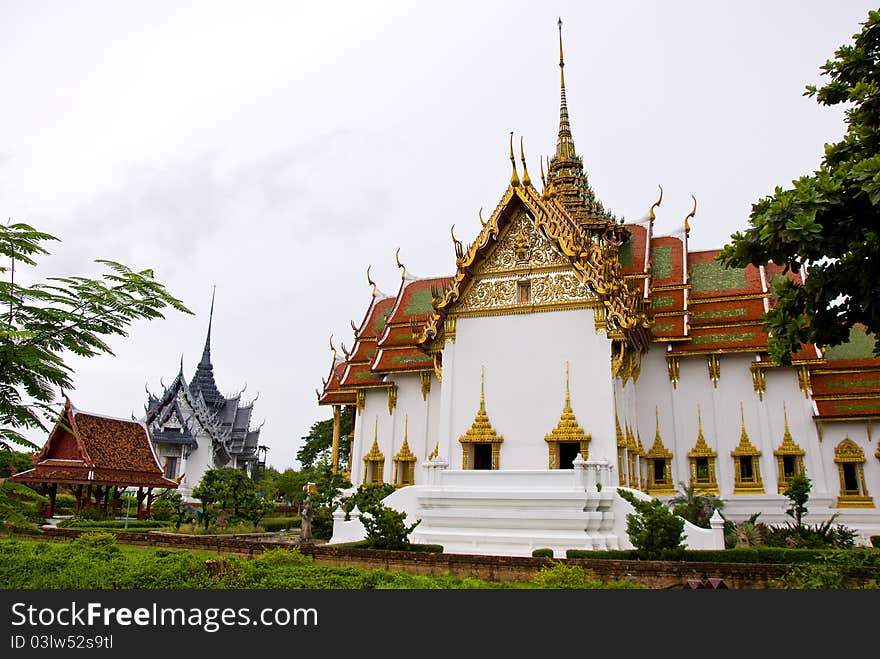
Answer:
[0,533,639,590]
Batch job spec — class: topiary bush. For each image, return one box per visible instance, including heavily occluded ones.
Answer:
[618,488,685,560]
[531,548,554,558]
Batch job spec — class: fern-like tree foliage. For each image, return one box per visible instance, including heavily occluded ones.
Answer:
[0,222,191,451]
[719,10,880,364]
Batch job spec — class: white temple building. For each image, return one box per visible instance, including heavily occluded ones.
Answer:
[317,22,880,554]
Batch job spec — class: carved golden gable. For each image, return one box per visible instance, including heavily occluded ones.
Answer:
[454,209,596,318]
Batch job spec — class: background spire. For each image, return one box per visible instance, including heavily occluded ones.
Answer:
[200,285,216,366]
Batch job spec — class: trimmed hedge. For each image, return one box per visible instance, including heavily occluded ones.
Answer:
[331,540,443,553]
[565,547,880,565]
[531,548,554,558]
[872,536,880,549]
[58,519,171,530]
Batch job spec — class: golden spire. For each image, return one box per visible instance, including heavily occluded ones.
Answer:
[458,367,504,444]
[647,406,672,458]
[395,247,407,279]
[544,362,591,447]
[776,402,805,454]
[519,136,532,187]
[428,441,439,461]
[684,194,697,237]
[363,417,384,462]
[366,265,377,297]
[688,404,716,457]
[733,402,760,455]
[509,132,521,187]
[395,416,416,461]
[555,18,575,161]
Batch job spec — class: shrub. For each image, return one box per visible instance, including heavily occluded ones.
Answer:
[342,483,396,516]
[359,502,420,550]
[531,562,640,589]
[776,549,880,589]
[532,548,554,558]
[872,536,880,549]
[618,488,685,560]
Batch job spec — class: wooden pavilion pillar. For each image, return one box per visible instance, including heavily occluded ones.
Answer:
[135,487,146,519]
[102,486,111,513]
[74,484,83,513]
[84,485,93,512]
[144,488,154,518]
[46,483,58,517]
[331,405,341,474]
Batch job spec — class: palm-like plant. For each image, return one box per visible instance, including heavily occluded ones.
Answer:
[668,481,724,528]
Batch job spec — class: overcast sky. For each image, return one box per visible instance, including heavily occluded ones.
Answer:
[1,1,874,470]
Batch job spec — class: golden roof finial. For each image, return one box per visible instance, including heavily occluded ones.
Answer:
[539,157,547,198]
[558,17,565,85]
[366,265,377,297]
[685,194,697,237]
[519,136,532,187]
[509,132,521,187]
[451,224,463,260]
[329,334,337,361]
[479,365,486,413]
[395,247,407,279]
[479,207,487,227]
[546,157,557,197]
[649,185,663,223]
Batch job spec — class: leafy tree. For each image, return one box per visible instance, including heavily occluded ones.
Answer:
[358,501,420,551]
[784,473,812,528]
[152,490,193,530]
[668,481,724,529]
[719,10,880,364]
[0,222,190,450]
[617,489,685,560]
[297,408,352,470]
[0,449,34,477]
[192,469,228,529]
[342,482,395,516]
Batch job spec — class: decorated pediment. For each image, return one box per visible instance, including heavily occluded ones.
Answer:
[454,208,595,317]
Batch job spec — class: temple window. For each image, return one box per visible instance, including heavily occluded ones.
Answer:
[392,418,417,487]
[517,280,531,304]
[834,438,873,508]
[687,407,719,494]
[164,456,178,479]
[731,405,763,494]
[773,403,805,493]
[459,368,503,470]
[363,418,386,485]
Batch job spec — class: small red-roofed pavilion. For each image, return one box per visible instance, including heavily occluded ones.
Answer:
[10,397,178,519]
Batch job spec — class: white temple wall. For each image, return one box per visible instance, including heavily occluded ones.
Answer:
[761,367,827,496]
[444,308,615,469]
[175,394,213,496]
[388,374,426,483]
[630,347,679,483]
[350,388,389,485]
